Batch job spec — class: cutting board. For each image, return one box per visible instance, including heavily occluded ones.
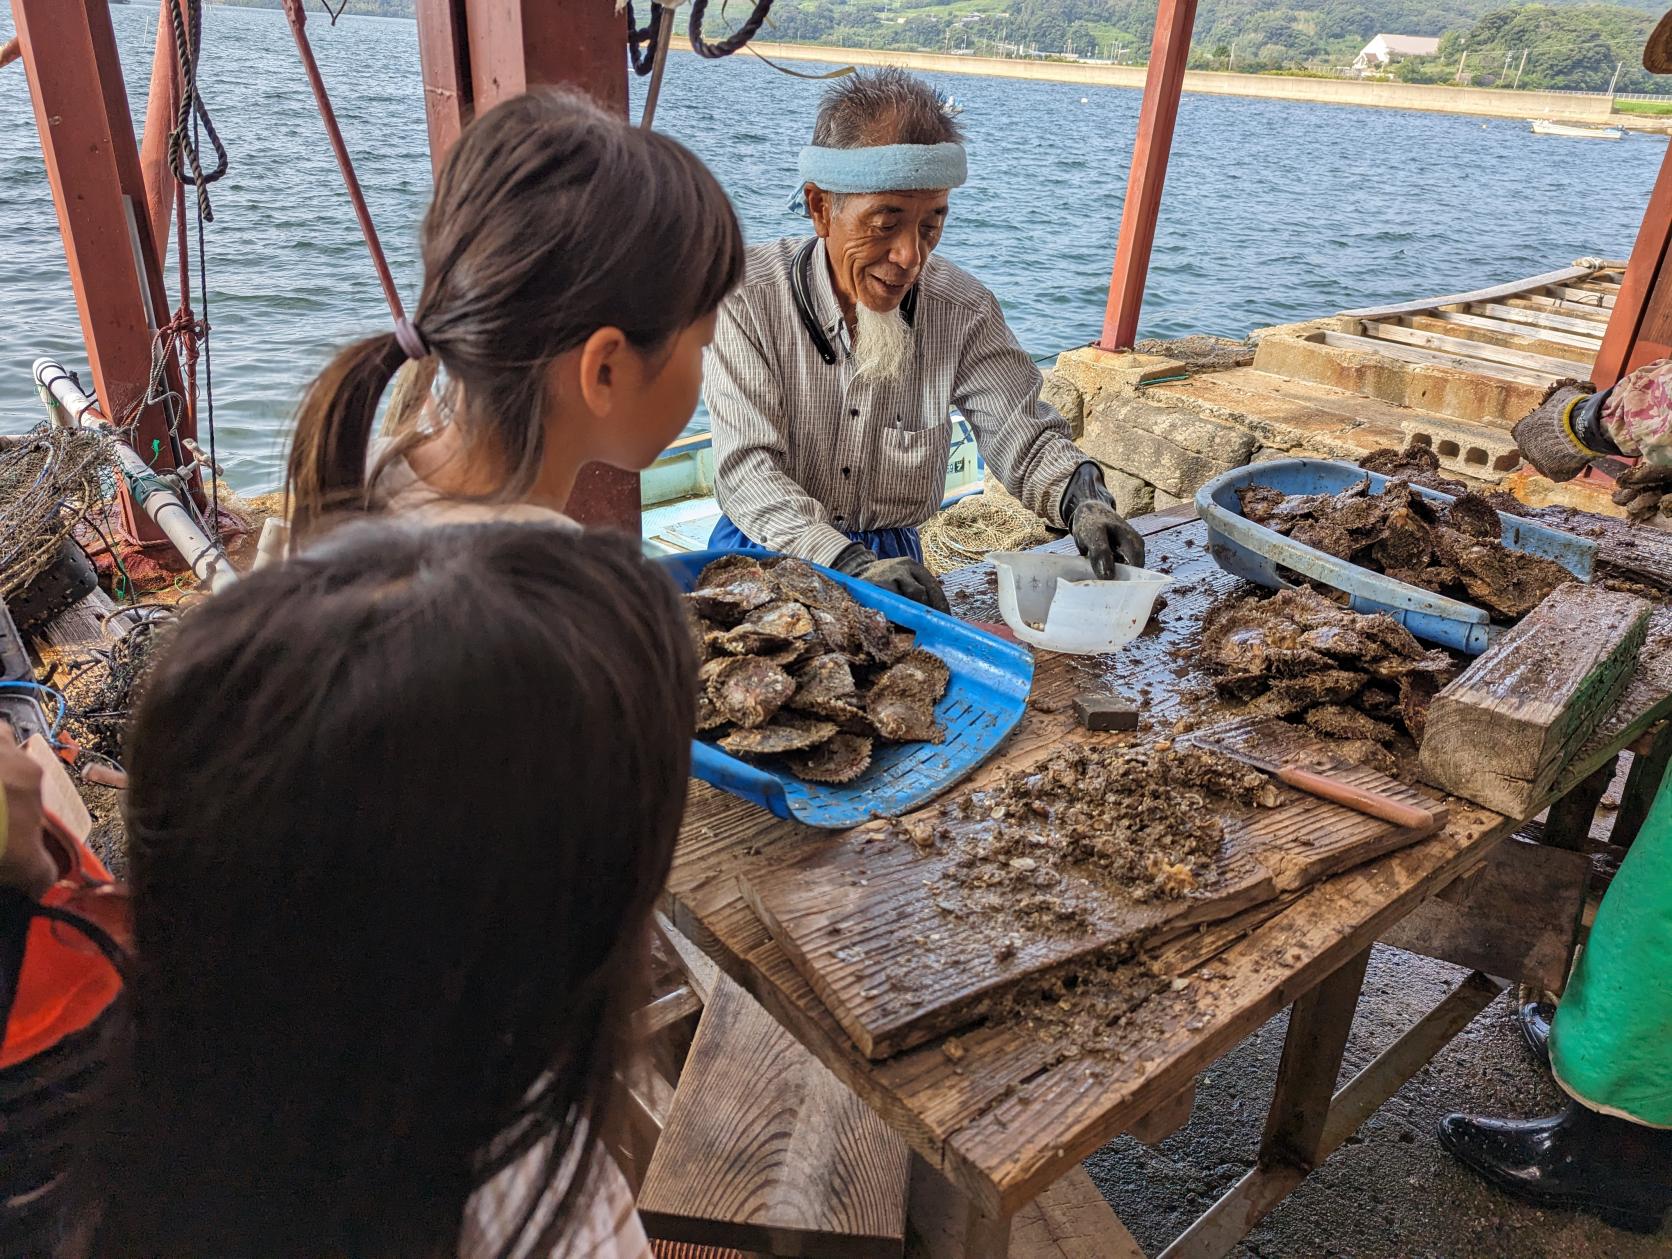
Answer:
[741,723,1448,1060]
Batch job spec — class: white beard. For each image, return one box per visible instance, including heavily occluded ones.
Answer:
[852,302,915,383]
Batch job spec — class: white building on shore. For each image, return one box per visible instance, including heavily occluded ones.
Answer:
[1354,33,1441,71]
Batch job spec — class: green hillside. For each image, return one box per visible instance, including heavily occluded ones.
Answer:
[207,0,1671,93]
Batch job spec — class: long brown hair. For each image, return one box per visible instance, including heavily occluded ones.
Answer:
[76,522,695,1258]
[286,89,745,538]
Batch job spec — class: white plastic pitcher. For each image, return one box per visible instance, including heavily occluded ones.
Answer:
[989,552,1171,654]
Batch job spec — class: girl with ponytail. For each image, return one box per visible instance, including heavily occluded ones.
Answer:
[286,88,745,538]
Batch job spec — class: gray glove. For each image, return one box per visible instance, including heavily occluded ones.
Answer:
[1060,461,1144,577]
[1612,462,1672,522]
[833,543,950,613]
[1511,381,1615,482]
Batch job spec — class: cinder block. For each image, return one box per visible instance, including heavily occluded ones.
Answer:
[1089,392,1259,466]
[1399,416,1523,482]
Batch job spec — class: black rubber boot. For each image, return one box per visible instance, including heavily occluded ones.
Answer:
[1438,1102,1672,1233]
[1519,1000,1553,1069]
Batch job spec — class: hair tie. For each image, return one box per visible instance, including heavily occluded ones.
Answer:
[394,317,431,361]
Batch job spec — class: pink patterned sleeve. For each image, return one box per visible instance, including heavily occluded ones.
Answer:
[1601,358,1672,467]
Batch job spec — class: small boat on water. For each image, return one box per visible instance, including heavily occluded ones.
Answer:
[1531,119,1624,140]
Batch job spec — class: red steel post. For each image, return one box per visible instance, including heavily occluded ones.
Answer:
[137,2,180,268]
[1594,136,1672,389]
[1098,0,1199,351]
[12,0,191,543]
[414,0,473,178]
[458,0,639,530]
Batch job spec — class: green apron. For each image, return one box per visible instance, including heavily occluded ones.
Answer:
[1550,760,1672,1128]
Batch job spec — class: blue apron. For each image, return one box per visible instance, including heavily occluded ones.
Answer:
[707,515,924,564]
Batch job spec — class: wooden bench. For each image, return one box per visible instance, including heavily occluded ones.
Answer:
[639,972,913,1259]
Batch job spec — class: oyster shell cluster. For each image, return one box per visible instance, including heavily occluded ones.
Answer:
[686,555,950,783]
[1238,477,1573,621]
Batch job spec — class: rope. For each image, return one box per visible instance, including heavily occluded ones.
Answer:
[164,0,228,223]
[687,0,776,59]
[625,2,669,76]
[280,0,410,331]
[920,492,1049,577]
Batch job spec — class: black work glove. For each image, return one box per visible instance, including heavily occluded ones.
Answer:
[832,543,950,613]
[1511,382,1615,482]
[1060,461,1144,578]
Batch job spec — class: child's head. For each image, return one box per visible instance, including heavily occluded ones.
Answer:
[287,89,745,536]
[85,522,694,1256]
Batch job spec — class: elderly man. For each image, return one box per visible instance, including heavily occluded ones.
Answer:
[703,69,1140,610]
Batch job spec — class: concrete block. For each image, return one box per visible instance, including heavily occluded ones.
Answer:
[1252,334,1544,428]
[1101,466,1155,518]
[1051,346,1189,415]
[1040,369,1085,438]
[1089,391,1259,467]
[1084,424,1231,499]
[1252,447,1292,463]
[1154,488,1190,511]
[1399,416,1523,482]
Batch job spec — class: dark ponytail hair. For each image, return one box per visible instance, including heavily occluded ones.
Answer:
[286,89,746,538]
[78,522,695,1258]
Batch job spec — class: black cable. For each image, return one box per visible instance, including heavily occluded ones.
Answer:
[687,0,775,59]
[194,117,220,548]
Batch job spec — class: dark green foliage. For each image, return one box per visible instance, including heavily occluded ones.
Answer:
[204,0,1671,94]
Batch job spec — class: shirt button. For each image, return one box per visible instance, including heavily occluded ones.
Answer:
[842,467,851,478]
[849,408,860,418]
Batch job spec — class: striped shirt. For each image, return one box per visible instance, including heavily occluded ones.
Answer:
[704,237,1088,567]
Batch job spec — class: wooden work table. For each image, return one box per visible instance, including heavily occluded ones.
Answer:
[665,508,1672,1259]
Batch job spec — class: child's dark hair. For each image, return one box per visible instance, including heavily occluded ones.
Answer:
[77,522,694,1257]
[286,89,745,538]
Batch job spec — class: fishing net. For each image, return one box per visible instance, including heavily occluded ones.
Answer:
[0,425,116,603]
[55,606,176,761]
[1134,335,1256,374]
[920,491,1050,576]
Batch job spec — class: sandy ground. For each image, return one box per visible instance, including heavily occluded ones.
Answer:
[1084,944,1671,1258]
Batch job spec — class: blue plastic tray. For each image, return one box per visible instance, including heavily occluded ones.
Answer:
[662,549,1034,828]
[1195,458,1597,655]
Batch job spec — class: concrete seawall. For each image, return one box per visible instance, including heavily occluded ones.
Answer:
[687,40,1659,130]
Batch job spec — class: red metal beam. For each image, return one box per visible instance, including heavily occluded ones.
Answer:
[414,0,472,179]
[1098,0,1198,351]
[456,0,638,530]
[138,2,181,267]
[12,0,191,543]
[1594,135,1672,389]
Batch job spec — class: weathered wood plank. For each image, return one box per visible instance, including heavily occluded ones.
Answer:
[1473,302,1611,337]
[1363,320,1587,376]
[1431,309,1603,353]
[1319,331,1554,387]
[1550,284,1616,309]
[744,719,1442,1060]
[907,1163,1144,1259]
[1420,585,1652,815]
[1128,1082,1195,1146]
[1379,836,1588,991]
[1336,264,1592,319]
[638,976,912,1259]
[1513,293,1613,321]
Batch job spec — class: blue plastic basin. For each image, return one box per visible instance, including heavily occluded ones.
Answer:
[662,550,1034,827]
[1194,458,1597,655]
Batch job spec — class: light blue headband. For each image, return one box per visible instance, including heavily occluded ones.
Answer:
[787,142,968,216]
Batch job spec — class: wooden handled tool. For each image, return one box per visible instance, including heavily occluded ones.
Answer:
[1266,762,1441,831]
[1186,724,1447,833]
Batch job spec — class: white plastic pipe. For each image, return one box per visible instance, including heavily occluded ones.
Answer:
[32,358,238,592]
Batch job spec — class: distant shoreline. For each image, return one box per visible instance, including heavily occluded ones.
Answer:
[689,39,1672,135]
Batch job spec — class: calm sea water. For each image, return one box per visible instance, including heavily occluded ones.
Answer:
[0,6,1664,492]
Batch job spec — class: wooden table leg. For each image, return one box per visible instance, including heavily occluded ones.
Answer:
[1542,756,1618,852]
[1614,723,1672,850]
[1260,945,1372,1170]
